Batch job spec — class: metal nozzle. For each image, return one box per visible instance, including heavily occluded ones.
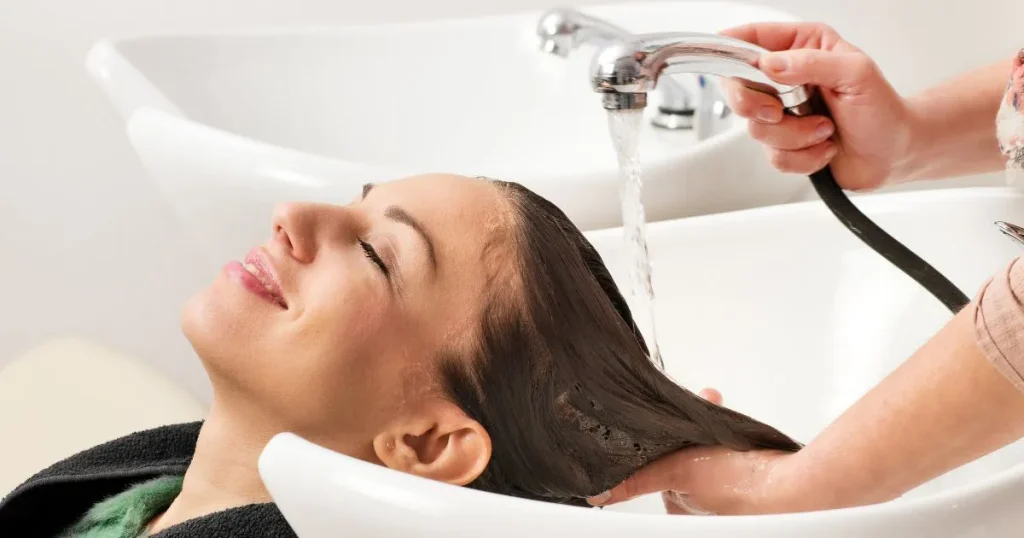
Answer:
[602,92,647,111]
[590,32,814,113]
[996,221,1024,248]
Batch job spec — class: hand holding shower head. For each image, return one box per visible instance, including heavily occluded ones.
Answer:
[590,32,970,313]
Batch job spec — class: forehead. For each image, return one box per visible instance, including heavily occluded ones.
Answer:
[369,174,509,238]
[370,172,517,282]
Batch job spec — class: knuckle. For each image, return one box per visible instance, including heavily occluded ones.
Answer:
[728,87,756,116]
[768,149,792,171]
[614,480,637,502]
[797,51,817,72]
[816,22,838,37]
[746,120,767,139]
[808,22,842,42]
[751,119,815,150]
[849,54,878,81]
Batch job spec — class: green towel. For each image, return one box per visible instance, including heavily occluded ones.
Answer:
[58,475,184,538]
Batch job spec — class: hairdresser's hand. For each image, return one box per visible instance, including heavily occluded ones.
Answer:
[588,443,803,515]
[718,22,914,191]
[588,389,822,516]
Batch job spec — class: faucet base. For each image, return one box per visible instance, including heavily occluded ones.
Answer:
[650,108,694,130]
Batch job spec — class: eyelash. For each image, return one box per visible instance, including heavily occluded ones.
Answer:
[360,239,390,278]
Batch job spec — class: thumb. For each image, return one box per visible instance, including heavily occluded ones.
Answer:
[587,449,692,506]
[758,49,881,94]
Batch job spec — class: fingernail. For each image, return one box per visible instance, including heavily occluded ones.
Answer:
[763,54,789,73]
[757,106,782,123]
[815,122,834,141]
[588,490,612,506]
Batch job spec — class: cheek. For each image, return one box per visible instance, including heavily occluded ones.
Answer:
[271,280,394,400]
[289,282,439,420]
[298,273,385,341]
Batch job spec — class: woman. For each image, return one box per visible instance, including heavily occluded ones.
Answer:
[0,174,799,537]
[589,22,1024,515]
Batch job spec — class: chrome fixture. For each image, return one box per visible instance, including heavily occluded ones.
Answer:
[536,8,731,138]
[996,220,1024,248]
[588,31,972,313]
[590,32,814,116]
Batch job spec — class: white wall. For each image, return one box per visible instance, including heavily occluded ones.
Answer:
[2,0,1019,401]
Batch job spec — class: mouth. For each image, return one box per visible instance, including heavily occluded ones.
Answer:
[225,247,287,309]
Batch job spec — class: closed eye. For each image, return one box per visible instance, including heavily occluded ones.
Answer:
[360,239,390,278]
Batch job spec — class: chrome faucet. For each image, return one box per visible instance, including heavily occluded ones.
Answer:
[536,8,731,138]
[590,32,974,314]
[590,32,815,117]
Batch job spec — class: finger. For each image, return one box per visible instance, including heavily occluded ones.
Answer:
[662,490,715,516]
[759,49,880,93]
[697,388,723,406]
[588,449,700,506]
[720,22,839,52]
[722,80,784,124]
[663,491,691,515]
[765,142,839,175]
[748,115,835,151]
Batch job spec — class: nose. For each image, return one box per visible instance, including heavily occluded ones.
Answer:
[271,202,357,263]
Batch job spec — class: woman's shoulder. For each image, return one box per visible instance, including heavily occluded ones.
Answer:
[0,421,203,537]
[12,421,203,493]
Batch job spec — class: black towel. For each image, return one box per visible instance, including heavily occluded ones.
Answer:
[0,422,297,537]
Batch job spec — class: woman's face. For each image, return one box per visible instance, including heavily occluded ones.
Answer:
[181,173,513,459]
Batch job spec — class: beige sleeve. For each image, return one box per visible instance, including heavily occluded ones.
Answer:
[973,256,1024,393]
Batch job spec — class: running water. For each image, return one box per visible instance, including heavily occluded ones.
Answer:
[607,109,664,371]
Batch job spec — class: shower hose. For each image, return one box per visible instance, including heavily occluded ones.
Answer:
[800,96,970,314]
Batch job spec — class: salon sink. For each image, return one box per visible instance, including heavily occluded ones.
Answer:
[85,1,810,261]
[259,187,1024,537]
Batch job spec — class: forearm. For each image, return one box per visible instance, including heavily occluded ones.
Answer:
[893,57,1012,183]
[782,303,1024,510]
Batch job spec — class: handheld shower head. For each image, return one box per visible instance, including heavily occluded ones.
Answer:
[589,32,813,114]
[590,32,969,313]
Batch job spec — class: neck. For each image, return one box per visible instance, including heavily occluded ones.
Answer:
[148,400,276,534]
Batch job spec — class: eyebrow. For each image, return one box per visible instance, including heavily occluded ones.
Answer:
[363,183,438,273]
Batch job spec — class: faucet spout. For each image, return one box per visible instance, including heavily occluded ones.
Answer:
[537,9,732,135]
[591,32,814,115]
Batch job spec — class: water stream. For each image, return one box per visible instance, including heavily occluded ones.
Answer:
[606,109,664,371]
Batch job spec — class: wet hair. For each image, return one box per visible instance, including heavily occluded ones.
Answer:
[439,181,801,507]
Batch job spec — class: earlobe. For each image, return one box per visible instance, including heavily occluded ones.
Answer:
[372,402,492,486]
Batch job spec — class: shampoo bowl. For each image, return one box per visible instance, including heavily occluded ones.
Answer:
[259,186,1024,537]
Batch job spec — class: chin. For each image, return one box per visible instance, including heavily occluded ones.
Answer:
[180,288,210,344]
[180,277,262,370]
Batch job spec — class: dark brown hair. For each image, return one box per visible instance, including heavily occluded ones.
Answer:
[440,181,800,507]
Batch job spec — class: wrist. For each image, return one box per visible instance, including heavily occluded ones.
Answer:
[887,96,933,185]
[768,450,902,513]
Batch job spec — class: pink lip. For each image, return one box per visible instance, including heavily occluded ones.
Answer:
[222,248,287,308]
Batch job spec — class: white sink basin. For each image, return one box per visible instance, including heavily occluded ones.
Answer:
[86,1,811,261]
[259,187,1024,537]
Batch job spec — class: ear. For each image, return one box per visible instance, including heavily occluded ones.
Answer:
[372,399,492,486]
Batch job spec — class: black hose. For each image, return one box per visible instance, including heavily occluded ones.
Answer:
[808,166,969,313]
[799,95,970,313]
